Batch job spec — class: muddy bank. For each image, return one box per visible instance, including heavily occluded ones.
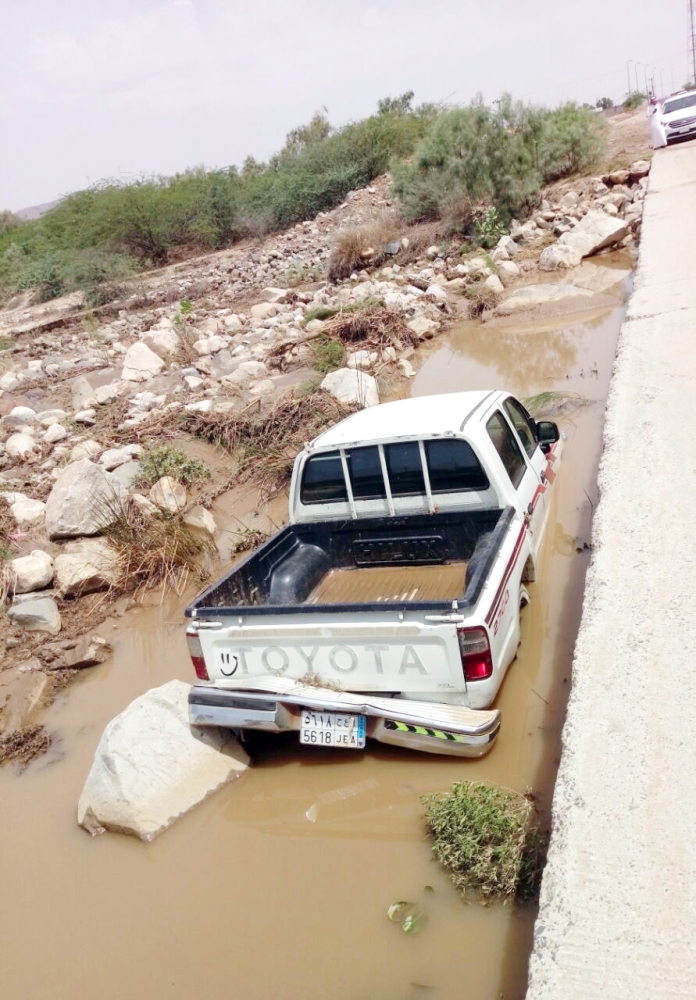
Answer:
[0,256,630,1000]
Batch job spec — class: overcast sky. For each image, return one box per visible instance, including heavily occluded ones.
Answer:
[1,0,689,210]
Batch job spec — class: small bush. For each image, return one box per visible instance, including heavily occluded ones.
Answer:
[101,496,216,595]
[309,335,346,373]
[136,443,211,488]
[328,213,402,281]
[423,781,546,902]
[465,285,500,317]
[623,91,646,110]
[303,305,341,325]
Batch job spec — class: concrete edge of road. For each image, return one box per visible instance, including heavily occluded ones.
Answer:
[525,144,696,1000]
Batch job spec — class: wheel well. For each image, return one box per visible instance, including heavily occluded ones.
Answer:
[522,554,536,583]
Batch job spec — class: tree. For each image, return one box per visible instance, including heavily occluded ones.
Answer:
[377,91,415,115]
[596,97,613,110]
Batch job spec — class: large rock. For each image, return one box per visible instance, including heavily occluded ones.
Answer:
[407,316,439,339]
[6,433,39,461]
[320,368,379,408]
[9,497,46,529]
[8,597,61,635]
[250,302,278,321]
[77,680,249,841]
[559,210,629,258]
[149,476,186,513]
[54,538,120,597]
[10,550,54,594]
[496,284,595,317]
[99,445,140,471]
[43,634,112,670]
[141,327,180,357]
[192,336,226,357]
[183,505,217,535]
[45,459,126,539]
[539,244,583,271]
[121,342,166,382]
[3,406,37,429]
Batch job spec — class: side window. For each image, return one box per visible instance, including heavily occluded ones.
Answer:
[346,446,386,500]
[503,398,537,459]
[385,442,425,496]
[301,453,347,504]
[425,439,489,493]
[486,412,527,488]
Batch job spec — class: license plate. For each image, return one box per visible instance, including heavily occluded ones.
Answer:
[299,711,367,749]
[681,126,693,134]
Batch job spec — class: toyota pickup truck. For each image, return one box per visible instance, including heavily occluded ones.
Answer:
[186,390,561,758]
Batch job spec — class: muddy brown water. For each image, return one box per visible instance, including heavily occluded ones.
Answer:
[0,259,630,1000]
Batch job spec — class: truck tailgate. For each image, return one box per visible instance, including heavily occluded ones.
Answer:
[195,618,466,694]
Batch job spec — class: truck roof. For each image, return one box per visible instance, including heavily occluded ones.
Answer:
[311,390,498,449]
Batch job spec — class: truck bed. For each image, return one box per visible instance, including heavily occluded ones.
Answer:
[187,507,516,618]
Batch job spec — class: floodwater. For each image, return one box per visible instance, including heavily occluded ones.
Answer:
[0,258,631,1000]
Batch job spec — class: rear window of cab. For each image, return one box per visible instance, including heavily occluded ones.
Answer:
[300,439,489,505]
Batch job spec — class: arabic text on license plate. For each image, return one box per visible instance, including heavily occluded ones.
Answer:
[300,711,366,749]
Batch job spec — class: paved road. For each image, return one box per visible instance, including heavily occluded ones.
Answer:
[526,144,696,999]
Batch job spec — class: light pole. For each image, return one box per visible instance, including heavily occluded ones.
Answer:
[644,64,652,96]
[626,59,634,99]
[635,61,642,95]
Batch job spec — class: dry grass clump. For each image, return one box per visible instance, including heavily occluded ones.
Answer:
[398,220,446,264]
[99,496,216,596]
[465,285,501,318]
[324,304,418,347]
[328,213,402,281]
[0,726,51,769]
[423,781,547,903]
[0,494,15,560]
[185,387,359,494]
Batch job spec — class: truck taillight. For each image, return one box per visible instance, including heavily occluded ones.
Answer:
[457,626,493,682]
[186,626,209,681]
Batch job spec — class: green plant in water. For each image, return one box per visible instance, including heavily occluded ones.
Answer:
[136,443,212,488]
[422,781,547,902]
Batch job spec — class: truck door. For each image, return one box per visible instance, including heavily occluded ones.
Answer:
[484,408,546,559]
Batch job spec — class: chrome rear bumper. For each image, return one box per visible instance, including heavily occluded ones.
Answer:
[189,681,500,758]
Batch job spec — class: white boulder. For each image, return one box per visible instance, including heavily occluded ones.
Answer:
[44,423,68,444]
[45,459,126,539]
[149,477,186,513]
[407,316,439,339]
[8,597,61,635]
[320,368,379,409]
[6,433,38,461]
[141,327,180,357]
[496,284,595,317]
[183,505,217,535]
[70,439,102,462]
[54,538,120,597]
[3,406,37,429]
[250,302,279,321]
[559,210,629,258]
[539,244,583,271]
[10,497,46,529]
[483,274,505,294]
[193,336,226,357]
[77,680,249,842]
[121,342,166,382]
[94,382,124,405]
[99,445,140,471]
[425,284,448,301]
[10,550,54,594]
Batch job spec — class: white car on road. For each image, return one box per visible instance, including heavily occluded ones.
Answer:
[661,91,696,144]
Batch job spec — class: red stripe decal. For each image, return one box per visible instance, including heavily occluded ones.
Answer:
[485,526,527,626]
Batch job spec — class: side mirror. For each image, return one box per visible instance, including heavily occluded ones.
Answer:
[537,420,560,454]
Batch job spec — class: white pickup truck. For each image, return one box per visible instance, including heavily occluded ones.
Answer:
[186,390,561,758]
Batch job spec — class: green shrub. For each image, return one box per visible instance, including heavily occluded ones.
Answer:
[623,91,646,110]
[136,443,212,488]
[392,96,606,237]
[422,781,546,902]
[309,335,346,373]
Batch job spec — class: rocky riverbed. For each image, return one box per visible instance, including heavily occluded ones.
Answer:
[0,156,651,758]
